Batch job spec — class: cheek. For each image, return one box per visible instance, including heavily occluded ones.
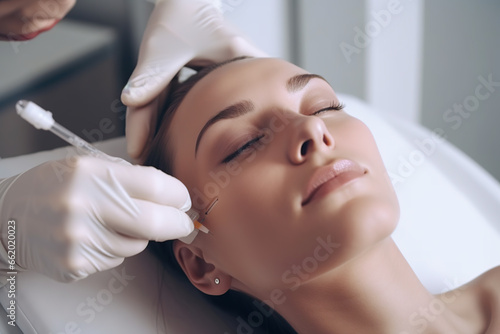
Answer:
[333,116,393,185]
[195,115,401,289]
[208,165,287,245]
[322,116,400,252]
[334,116,379,155]
[198,163,307,287]
[351,119,399,205]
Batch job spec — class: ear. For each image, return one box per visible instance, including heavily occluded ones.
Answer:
[172,240,232,296]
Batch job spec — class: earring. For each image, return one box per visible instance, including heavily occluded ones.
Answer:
[214,277,220,285]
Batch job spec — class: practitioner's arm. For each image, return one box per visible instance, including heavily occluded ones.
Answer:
[0,157,193,284]
[121,0,267,161]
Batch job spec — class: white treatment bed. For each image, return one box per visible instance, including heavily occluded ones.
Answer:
[1,95,499,333]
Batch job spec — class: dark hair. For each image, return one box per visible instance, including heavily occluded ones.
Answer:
[144,56,250,175]
[144,57,297,334]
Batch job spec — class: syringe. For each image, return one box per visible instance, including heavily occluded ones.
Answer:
[15,100,121,163]
[15,99,209,243]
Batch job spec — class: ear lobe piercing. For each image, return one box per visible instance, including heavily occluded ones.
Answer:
[214,277,220,285]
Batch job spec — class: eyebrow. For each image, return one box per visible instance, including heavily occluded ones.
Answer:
[195,100,255,154]
[194,73,329,156]
[286,73,329,93]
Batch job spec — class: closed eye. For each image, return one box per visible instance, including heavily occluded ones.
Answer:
[222,134,265,164]
[311,101,345,116]
[220,101,344,164]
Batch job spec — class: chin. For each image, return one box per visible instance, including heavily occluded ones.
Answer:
[323,195,400,253]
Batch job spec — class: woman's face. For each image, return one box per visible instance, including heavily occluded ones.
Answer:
[169,58,399,294]
[0,0,75,41]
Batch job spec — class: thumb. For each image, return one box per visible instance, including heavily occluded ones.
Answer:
[121,32,193,108]
[228,35,269,59]
[121,58,182,108]
[125,99,158,160]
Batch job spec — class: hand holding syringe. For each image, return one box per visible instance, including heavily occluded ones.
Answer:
[0,101,205,284]
[15,100,208,242]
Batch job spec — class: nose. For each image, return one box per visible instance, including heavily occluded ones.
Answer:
[287,115,335,164]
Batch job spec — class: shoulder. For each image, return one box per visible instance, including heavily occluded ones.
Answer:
[442,266,500,298]
[439,266,500,333]
[469,266,500,333]
[474,266,500,294]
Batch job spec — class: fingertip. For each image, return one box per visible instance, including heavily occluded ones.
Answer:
[155,210,194,242]
[161,172,191,210]
[180,195,192,212]
[122,67,176,108]
[120,87,134,106]
[148,169,191,210]
[121,71,157,107]
[182,210,196,233]
[230,35,269,58]
[121,86,149,108]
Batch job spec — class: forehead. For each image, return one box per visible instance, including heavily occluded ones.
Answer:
[181,57,307,114]
[168,58,308,168]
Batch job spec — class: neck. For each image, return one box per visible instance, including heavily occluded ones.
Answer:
[270,238,465,334]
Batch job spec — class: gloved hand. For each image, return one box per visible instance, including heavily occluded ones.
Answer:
[121,0,267,160]
[0,156,193,283]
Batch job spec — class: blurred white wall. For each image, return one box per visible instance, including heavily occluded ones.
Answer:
[420,0,500,182]
[223,0,291,60]
[366,0,423,123]
[295,0,500,181]
[296,0,424,121]
[296,0,367,100]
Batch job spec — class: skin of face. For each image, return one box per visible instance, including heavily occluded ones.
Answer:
[0,0,75,40]
[169,58,400,298]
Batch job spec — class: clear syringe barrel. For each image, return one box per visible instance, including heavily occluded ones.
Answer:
[15,99,125,164]
[16,99,207,243]
[50,122,111,160]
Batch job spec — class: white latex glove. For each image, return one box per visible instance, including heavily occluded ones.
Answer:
[121,0,267,160]
[0,156,193,284]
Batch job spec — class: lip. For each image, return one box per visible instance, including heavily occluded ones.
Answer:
[1,19,60,41]
[302,159,367,206]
